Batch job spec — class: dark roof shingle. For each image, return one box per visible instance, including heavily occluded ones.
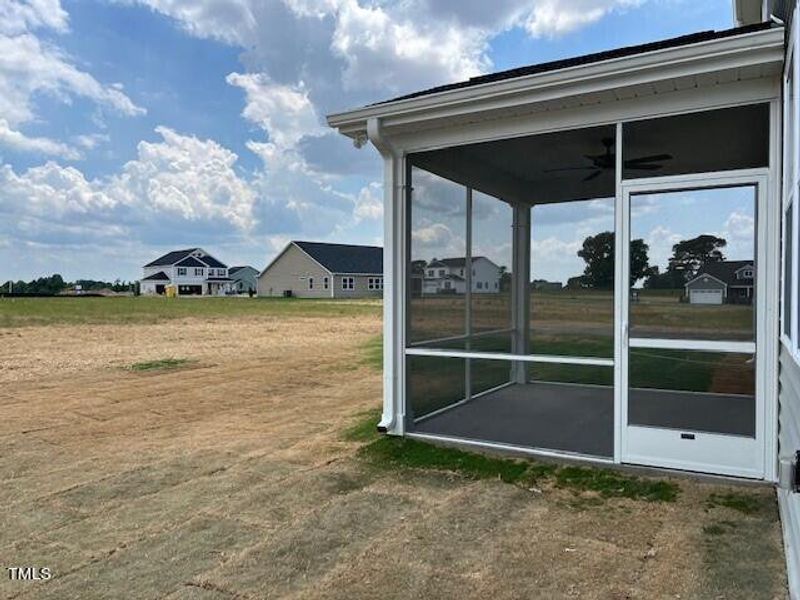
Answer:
[294,241,382,274]
[142,271,170,281]
[144,249,196,267]
[693,260,754,286]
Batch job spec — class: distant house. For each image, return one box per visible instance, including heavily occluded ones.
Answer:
[685,260,754,305]
[257,241,383,298]
[423,257,501,295]
[228,266,258,294]
[140,248,232,296]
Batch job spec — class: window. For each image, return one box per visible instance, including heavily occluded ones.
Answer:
[427,269,434,277]
[177,267,187,276]
[368,277,383,290]
[476,281,483,289]
[323,276,329,290]
[438,269,445,277]
[342,277,354,290]
[308,277,314,290]
[194,268,203,276]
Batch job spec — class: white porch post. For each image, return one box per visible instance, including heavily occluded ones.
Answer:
[512,203,531,383]
[368,117,406,435]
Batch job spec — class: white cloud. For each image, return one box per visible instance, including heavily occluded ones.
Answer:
[523,0,642,38]
[0,118,80,159]
[74,133,110,150]
[0,1,144,160]
[0,127,258,251]
[0,0,69,36]
[353,181,382,221]
[226,72,323,149]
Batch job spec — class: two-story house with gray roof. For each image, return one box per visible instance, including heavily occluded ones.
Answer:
[257,241,383,298]
[140,248,232,296]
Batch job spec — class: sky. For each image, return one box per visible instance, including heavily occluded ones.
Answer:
[0,0,737,283]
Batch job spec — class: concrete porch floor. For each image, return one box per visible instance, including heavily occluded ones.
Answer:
[414,382,755,458]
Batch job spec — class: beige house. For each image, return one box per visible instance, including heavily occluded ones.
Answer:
[257,241,383,298]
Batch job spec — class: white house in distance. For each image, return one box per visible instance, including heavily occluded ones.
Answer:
[257,241,383,298]
[140,248,232,295]
[685,260,755,305]
[422,257,501,295]
[328,2,800,591]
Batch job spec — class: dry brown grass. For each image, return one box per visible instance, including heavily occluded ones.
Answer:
[0,307,787,599]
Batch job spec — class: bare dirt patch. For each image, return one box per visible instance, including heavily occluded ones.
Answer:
[0,308,786,599]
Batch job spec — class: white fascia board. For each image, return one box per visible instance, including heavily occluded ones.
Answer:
[327,28,783,139]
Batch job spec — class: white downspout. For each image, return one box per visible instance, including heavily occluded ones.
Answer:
[367,116,403,434]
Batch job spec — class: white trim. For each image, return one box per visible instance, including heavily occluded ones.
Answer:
[621,171,770,480]
[412,381,514,425]
[683,272,728,288]
[629,338,755,353]
[341,276,355,291]
[405,347,613,367]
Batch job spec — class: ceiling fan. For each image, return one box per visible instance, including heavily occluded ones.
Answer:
[545,137,673,182]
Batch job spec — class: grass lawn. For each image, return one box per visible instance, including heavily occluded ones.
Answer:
[0,296,381,327]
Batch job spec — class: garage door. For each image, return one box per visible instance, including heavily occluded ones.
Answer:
[690,289,723,305]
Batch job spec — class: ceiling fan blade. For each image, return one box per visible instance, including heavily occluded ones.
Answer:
[625,154,673,164]
[626,163,663,171]
[582,170,603,182]
[543,166,598,173]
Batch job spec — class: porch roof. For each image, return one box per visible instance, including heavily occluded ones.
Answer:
[327,23,783,144]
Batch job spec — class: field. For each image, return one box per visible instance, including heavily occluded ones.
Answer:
[0,297,787,599]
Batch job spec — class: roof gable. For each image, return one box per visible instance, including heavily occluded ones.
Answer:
[175,256,207,268]
[294,241,382,274]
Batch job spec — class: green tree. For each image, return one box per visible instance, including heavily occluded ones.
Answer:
[577,231,654,288]
[667,234,727,281]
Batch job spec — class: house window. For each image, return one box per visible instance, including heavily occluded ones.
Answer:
[308,277,314,290]
[342,277,354,290]
[460,269,464,276]
[177,267,187,276]
[476,281,483,290]
[438,269,445,277]
[323,276,329,290]
[194,268,204,276]
[427,269,434,277]
[368,277,383,290]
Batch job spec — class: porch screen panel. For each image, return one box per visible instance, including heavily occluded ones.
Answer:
[629,186,756,342]
[407,355,466,422]
[628,349,755,437]
[622,104,769,180]
[530,197,615,358]
[471,190,513,353]
[408,165,468,348]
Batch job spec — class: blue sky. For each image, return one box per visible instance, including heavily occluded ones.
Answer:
[0,0,735,282]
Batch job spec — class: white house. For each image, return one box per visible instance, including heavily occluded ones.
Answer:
[140,248,232,296]
[685,260,755,304]
[328,2,800,592]
[422,257,501,295]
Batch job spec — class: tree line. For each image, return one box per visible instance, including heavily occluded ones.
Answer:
[575,232,728,289]
[1,274,138,295]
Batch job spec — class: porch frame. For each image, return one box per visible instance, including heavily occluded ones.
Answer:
[353,28,782,482]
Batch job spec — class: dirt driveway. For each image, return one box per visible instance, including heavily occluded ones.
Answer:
[0,310,787,599]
